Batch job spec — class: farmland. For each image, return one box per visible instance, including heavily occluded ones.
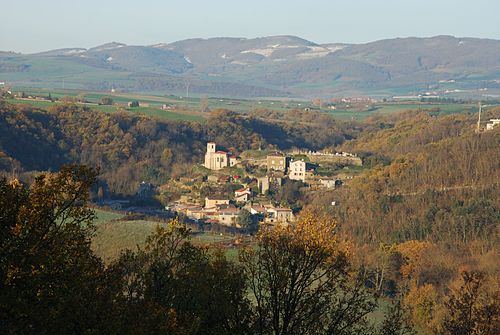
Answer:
[4,86,492,122]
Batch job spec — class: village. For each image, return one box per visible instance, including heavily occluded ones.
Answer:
[159,142,362,229]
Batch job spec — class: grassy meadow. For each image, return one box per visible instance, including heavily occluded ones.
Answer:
[91,208,241,263]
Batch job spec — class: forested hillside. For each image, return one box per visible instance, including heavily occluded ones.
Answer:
[0,100,353,194]
[309,108,500,333]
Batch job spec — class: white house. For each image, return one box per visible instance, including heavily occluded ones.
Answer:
[234,187,252,202]
[486,119,500,131]
[289,160,307,182]
[266,207,294,224]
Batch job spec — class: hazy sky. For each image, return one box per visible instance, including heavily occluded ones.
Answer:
[1,0,499,53]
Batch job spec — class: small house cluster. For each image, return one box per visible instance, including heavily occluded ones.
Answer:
[168,192,295,228]
[164,142,357,229]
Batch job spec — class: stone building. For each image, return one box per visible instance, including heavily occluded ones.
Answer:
[257,176,270,194]
[267,152,288,172]
[289,160,307,182]
[204,196,230,209]
[204,142,239,170]
[266,207,294,225]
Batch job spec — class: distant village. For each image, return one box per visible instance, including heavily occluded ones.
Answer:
[160,142,363,229]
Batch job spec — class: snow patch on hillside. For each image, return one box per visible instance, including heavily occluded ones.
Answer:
[152,43,168,48]
[64,49,86,55]
[241,44,302,57]
[295,46,332,59]
[241,48,275,57]
[93,44,126,52]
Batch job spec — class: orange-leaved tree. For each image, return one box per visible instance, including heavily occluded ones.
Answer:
[240,210,378,335]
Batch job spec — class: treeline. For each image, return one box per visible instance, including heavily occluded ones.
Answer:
[0,100,354,194]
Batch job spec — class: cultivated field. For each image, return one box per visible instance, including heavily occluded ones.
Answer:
[5,87,491,121]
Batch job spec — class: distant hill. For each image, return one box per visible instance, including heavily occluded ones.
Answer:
[1,35,499,98]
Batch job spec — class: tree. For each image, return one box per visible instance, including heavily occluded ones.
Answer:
[312,97,322,108]
[97,185,105,200]
[100,96,113,105]
[0,165,117,333]
[379,299,416,335]
[112,219,253,334]
[200,95,210,113]
[240,210,377,335]
[441,271,499,335]
[237,208,258,233]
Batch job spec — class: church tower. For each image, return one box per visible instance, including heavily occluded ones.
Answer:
[207,142,216,153]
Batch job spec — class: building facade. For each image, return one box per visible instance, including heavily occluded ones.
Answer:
[266,207,294,225]
[289,160,307,181]
[486,119,500,131]
[205,196,230,209]
[267,153,288,172]
[204,142,240,170]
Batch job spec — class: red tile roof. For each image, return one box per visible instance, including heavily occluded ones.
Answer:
[274,208,292,212]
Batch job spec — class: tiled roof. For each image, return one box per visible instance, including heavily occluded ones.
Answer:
[250,206,266,212]
[274,208,292,212]
[219,208,240,214]
[206,196,229,200]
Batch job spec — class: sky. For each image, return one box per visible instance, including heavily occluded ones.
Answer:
[1,0,499,53]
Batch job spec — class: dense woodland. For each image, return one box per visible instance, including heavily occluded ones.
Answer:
[310,110,500,333]
[0,100,354,194]
[0,98,499,333]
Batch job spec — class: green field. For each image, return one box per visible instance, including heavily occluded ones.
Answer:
[6,97,205,123]
[326,102,478,119]
[91,208,239,263]
[5,87,487,122]
[9,87,302,111]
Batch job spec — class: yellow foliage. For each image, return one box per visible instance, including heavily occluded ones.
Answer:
[8,178,21,189]
[404,283,438,328]
[397,240,433,280]
[258,210,349,260]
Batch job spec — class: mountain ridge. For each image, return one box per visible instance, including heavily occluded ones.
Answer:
[1,35,499,98]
